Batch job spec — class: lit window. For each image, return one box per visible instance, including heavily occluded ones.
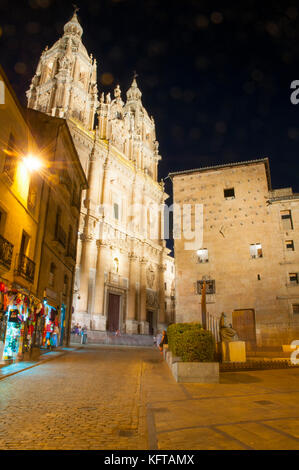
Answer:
[281,210,293,230]
[197,248,209,263]
[250,244,263,259]
[286,240,295,251]
[289,273,299,284]
[224,188,235,199]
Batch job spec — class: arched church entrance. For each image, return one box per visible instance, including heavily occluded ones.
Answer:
[107,293,121,332]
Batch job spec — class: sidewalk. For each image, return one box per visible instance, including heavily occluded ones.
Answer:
[0,347,80,381]
[1,345,299,449]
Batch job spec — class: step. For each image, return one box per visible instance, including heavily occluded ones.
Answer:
[70,332,155,347]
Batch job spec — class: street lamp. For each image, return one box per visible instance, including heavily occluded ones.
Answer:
[22,154,43,173]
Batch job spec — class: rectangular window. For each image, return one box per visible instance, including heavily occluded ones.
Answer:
[250,243,263,259]
[3,132,17,181]
[114,203,119,221]
[293,305,299,315]
[197,280,215,295]
[197,248,209,263]
[285,240,295,251]
[281,210,293,230]
[27,176,38,212]
[164,282,167,291]
[0,208,6,236]
[20,231,30,256]
[224,188,235,199]
[289,273,299,284]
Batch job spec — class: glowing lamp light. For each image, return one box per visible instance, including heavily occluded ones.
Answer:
[23,155,43,172]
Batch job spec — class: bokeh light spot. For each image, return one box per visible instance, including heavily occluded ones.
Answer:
[14,62,27,75]
[100,73,114,86]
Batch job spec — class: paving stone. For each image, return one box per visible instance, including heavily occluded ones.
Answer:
[1,345,299,450]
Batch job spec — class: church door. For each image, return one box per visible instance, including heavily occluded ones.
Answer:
[232,309,256,347]
[107,294,120,332]
[147,310,155,335]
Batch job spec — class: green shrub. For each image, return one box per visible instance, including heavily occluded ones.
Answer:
[167,323,215,363]
[167,323,202,356]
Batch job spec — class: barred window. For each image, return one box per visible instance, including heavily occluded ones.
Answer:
[286,240,295,251]
[197,280,215,295]
[289,273,299,284]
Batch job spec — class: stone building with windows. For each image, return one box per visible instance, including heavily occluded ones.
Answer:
[170,158,299,347]
[0,67,41,297]
[24,108,88,344]
[0,66,87,356]
[26,10,175,335]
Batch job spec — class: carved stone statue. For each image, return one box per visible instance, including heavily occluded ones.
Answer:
[219,313,238,342]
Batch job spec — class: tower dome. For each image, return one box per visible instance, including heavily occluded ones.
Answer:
[63,11,83,38]
[126,76,142,103]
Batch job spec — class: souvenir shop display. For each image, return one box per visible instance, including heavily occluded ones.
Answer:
[42,303,60,350]
[0,281,43,361]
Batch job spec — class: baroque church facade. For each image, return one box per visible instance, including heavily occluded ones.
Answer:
[26,10,175,335]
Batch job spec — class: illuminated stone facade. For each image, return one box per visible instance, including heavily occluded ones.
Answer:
[27,11,175,335]
[0,67,87,344]
[170,159,299,347]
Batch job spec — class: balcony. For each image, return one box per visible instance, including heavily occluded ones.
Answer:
[15,253,35,283]
[55,225,67,248]
[0,234,14,271]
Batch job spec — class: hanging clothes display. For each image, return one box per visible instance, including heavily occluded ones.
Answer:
[0,281,43,362]
[42,303,60,350]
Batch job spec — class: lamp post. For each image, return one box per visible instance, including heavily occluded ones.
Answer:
[201,280,207,330]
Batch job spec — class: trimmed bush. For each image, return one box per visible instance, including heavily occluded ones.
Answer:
[167,323,216,363]
[167,323,202,356]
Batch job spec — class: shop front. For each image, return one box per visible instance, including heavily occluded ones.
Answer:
[0,281,43,362]
[42,300,60,350]
[0,279,69,363]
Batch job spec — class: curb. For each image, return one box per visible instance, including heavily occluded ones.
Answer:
[0,346,83,381]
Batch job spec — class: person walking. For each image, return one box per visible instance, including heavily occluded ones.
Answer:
[81,326,88,345]
[159,330,168,353]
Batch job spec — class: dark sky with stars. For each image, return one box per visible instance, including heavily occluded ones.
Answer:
[0,0,299,197]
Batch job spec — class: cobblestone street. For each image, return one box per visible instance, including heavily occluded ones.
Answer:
[1,345,299,450]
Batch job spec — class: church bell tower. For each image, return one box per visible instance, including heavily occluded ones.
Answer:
[26,9,98,130]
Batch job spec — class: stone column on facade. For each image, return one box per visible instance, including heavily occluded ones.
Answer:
[158,263,167,330]
[77,231,95,324]
[126,253,139,334]
[139,257,148,334]
[76,144,100,326]
[92,240,111,331]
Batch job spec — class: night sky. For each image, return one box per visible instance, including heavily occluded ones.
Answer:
[1,0,299,197]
